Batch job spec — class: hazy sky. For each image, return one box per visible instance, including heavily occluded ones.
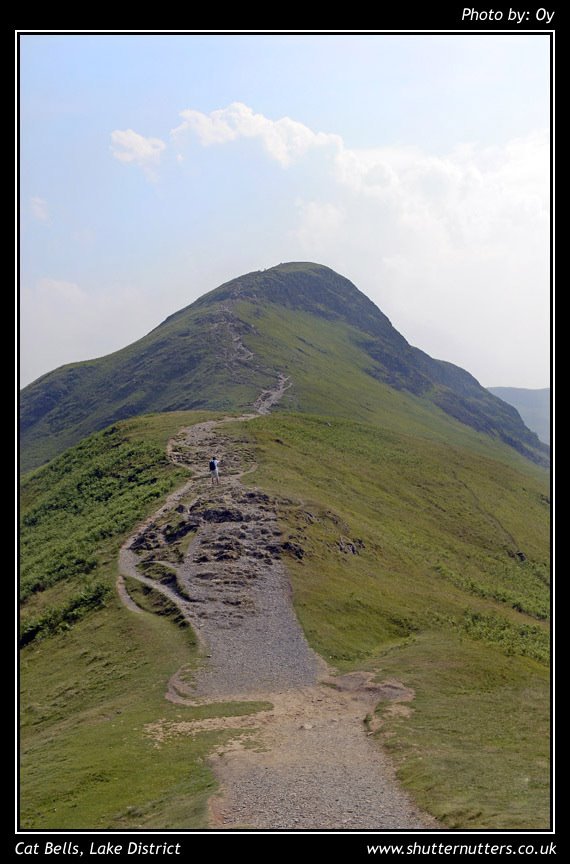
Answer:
[20,33,550,389]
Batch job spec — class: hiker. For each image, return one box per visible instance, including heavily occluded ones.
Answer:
[209,456,220,485]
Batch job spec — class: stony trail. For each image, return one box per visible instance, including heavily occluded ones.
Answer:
[118,375,437,830]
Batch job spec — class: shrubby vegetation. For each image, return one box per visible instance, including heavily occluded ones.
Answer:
[20,420,189,643]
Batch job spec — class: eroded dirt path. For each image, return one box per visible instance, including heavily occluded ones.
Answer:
[253,373,291,415]
[118,375,436,830]
[208,676,429,830]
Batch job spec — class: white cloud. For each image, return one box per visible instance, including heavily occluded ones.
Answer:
[31,196,49,222]
[288,128,549,387]
[341,132,548,257]
[172,101,341,167]
[110,129,166,178]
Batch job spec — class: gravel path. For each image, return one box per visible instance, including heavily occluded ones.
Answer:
[118,375,437,830]
[167,416,324,698]
[209,678,433,830]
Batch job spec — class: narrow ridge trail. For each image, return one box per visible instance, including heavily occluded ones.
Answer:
[118,374,436,830]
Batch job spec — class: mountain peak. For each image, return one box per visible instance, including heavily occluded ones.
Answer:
[194,260,397,342]
[20,263,549,472]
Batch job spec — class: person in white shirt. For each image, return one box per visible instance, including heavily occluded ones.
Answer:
[209,456,220,485]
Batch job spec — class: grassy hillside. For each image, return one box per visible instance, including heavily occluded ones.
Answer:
[20,412,270,829]
[20,263,548,472]
[20,410,550,829]
[235,302,548,472]
[228,413,550,828]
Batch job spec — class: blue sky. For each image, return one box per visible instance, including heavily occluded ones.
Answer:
[20,33,550,388]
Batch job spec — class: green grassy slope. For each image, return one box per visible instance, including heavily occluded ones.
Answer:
[20,412,270,829]
[236,302,548,473]
[21,598,268,829]
[20,409,550,829]
[230,413,550,828]
[20,263,547,472]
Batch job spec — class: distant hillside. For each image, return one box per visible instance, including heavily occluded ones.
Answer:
[20,262,548,471]
[488,387,550,445]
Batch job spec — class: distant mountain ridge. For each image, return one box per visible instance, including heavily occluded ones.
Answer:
[488,387,550,445]
[20,262,549,472]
